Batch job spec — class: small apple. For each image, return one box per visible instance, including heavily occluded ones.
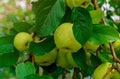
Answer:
[92,62,112,79]
[13,32,33,51]
[83,41,99,53]
[34,48,57,66]
[54,23,82,53]
[65,0,91,9]
[66,53,79,68]
[56,49,72,69]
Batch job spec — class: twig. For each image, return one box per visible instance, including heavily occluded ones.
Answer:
[114,63,120,73]
[30,54,34,64]
[93,0,99,10]
[102,64,113,79]
[73,68,80,79]
[93,0,120,63]
[109,43,120,63]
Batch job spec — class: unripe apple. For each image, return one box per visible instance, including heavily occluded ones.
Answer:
[83,41,99,53]
[13,32,33,51]
[34,48,57,66]
[92,62,112,79]
[56,49,72,69]
[54,23,82,53]
[65,0,91,9]
[66,53,78,68]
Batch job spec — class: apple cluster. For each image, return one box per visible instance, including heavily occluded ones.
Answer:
[13,23,120,79]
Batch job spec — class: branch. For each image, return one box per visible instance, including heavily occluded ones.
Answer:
[109,43,120,63]
[102,64,113,79]
[93,0,99,10]
[93,0,120,63]
[73,68,80,79]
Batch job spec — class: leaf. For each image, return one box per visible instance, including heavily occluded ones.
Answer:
[32,0,65,37]
[14,22,32,33]
[89,24,119,45]
[89,10,104,24]
[0,50,19,67]
[29,36,56,56]
[16,62,36,79]
[72,49,101,77]
[24,74,53,79]
[0,36,14,54]
[72,48,87,68]
[72,7,93,45]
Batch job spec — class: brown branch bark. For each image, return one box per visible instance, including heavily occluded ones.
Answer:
[73,68,80,79]
[109,43,120,63]
[93,0,99,10]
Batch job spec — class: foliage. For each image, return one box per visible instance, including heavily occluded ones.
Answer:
[0,0,120,79]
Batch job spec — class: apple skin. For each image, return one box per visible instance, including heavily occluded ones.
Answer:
[56,49,72,69]
[92,62,112,79]
[66,53,79,68]
[34,48,57,66]
[65,0,91,9]
[13,32,33,51]
[54,23,82,53]
[83,41,99,52]
[110,69,120,79]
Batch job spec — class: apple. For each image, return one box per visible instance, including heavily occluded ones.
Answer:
[66,53,79,68]
[34,48,57,66]
[92,62,112,79]
[65,0,91,9]
[83,41,99,53]
[54,23,82,53]
[13,32,33,51]
[110,69,120,79]
[56,49,72,69]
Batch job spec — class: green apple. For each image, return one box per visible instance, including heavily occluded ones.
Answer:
[65,0,91,9]
[110,69,120,79]
[66,53,78,68]
[83,41,99,53]
[56,49,72,69]
[54,23,82,53]
[92,62,112,79]
[13,32,33,51]
[34,48,57,66]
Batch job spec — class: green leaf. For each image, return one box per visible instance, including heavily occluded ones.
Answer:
[89,24,119,45]
[24,74,53,79]
[0,36,14,54]
[0,51,19,67]
[29,36,56,56]
[16,62,36,79]
[89,10,104,24]
[32,0,65,37]
[72,48,87,68]
[72,7,93,45]
[14,22,32,33]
